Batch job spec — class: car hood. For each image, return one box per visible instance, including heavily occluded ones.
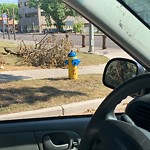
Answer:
[62,0,150,69]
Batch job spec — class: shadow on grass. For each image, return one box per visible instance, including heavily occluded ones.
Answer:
[0,85,86,108]
[46,78,69,81]
[0,74,30,83]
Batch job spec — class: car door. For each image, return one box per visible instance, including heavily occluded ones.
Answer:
[0,115,93,150]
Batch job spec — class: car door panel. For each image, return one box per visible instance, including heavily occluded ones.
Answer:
[38,131,80,150]
[0,116,91,150]
[0,132,39,150]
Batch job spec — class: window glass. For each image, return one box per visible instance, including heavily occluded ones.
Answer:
[18,2,23,8]
[25,12,38,18]
[24,1,31,7]
[120,0,150,28]
[41,11,45,16]
[0,0,147,121]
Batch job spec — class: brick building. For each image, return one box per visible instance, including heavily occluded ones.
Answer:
[0,17,17,32]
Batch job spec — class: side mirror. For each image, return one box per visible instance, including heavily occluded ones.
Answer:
[103,58,145,89]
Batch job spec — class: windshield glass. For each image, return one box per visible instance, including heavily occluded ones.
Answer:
[120,0,150,29]
[0,0,149,121]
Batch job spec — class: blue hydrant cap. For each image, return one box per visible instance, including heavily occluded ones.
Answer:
[68,51,76,57]
[72,59,81,66]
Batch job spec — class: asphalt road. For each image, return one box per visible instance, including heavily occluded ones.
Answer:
[0,32,121,49]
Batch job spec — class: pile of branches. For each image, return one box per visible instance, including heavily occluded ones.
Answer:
[0,55,5,69]
[5,34,74,68]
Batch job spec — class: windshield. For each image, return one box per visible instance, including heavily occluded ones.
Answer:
[120,0,150,29]
[0,0,149,121]
[64,0,150,68]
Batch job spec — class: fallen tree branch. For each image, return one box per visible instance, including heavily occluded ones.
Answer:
[4,47,19,56]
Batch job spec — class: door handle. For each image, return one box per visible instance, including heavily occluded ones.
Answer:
[43,135,69,150]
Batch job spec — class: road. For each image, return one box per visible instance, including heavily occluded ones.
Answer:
[0,32,121,50]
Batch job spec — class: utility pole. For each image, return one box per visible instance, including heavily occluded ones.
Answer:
[88,23,95,52]
[102,35,107,49]
[7,9,10,40]
[12,8,16,40]
[2,11,5,39]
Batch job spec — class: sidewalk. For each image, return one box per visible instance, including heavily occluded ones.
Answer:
[0,65,106,83]
[0,46,131,83]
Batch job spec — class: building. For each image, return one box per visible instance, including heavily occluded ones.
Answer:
[18,0,74,33]
[18,0,89,33]
[18,0,47,33]
[0,17,17,32]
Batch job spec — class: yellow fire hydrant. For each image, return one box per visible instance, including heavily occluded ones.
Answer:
[65,50,81,79]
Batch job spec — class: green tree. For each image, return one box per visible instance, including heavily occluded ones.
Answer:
[0,3,18,20]
[73,22,84,34]
[30,0,77,31]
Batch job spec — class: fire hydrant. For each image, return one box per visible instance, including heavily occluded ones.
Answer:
[65,50,80,79]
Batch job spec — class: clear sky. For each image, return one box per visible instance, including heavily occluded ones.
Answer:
[0,0,18,4]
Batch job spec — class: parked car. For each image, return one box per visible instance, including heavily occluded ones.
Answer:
[43,28,73,34]
[42,28,58,34]
[0,0,149,150]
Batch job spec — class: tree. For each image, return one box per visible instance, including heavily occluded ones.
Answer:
[0,3,18,20]
[73,22,84,34]
[30,0,77,31]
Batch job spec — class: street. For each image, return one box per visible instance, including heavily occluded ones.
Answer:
[0,32,121,49]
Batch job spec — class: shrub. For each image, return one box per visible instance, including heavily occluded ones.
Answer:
[0,54,5,69]
[18,34,74,68]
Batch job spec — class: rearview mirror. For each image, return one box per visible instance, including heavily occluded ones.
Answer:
[103,58,145,89]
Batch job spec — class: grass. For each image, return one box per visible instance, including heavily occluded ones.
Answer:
[0,41,110,115]
[0,41,17,50]
[0,41,22,68]
[77,52,109,66]
[0,74,112,115]
[0,41,109,71]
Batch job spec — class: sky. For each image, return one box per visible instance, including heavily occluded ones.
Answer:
[0,0,18,3]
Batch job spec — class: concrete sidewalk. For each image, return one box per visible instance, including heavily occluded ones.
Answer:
[0,65,105,82]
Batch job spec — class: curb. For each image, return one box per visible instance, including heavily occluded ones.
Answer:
[0,98,104,120]
[0,106,62,120]
[62,98,104,115]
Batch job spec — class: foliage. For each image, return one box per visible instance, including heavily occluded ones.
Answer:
[73,22,84,34]
[0,3,18,20]
[0,54,5,67]
[29,0,77,31]
[17,35,74,68]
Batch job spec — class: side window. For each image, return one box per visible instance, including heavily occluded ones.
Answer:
[120,0,150,28]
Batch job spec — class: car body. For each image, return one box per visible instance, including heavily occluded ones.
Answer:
[0,0,149,150]
[42,28,73,34]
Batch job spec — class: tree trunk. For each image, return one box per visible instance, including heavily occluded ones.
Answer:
[56,21,63,32]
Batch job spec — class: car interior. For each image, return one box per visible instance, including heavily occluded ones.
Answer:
[0,0,150,150]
